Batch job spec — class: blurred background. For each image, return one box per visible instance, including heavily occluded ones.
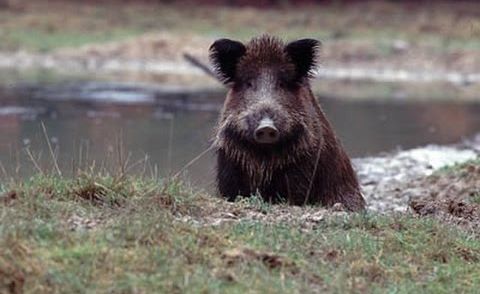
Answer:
[0,0,479,188]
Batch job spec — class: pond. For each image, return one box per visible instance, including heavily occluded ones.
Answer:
[1,79,479,191]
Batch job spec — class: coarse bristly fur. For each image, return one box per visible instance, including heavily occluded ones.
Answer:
[209,35,365,212]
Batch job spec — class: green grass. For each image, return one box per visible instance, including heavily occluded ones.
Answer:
[1,27,142,53]
[1,1,480,52]
[435,157,480,175]
[1,173,480,293]
[472,193,480,205]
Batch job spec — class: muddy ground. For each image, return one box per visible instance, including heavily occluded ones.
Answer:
[175,135,480,234]
[354,134,480,232]
[2,31,480,88]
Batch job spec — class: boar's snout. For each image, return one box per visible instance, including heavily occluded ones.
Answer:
[254,117,279,144]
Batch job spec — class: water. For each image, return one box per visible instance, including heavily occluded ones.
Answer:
[1,81,479,190]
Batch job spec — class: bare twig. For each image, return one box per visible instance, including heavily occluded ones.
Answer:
[0,160,8,179]
[183,53,220,81]
[167,116,175,172]
[141,154,149,179]
[172,144,215,180]
[13,146,20,180]
[304,148,322,205]
[25,147,44,175]
[41,122,62,176]
[123,156,150,176]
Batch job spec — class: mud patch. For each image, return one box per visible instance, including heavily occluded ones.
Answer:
[1,191,17,206]
[222,247,297,271]
[178,198,349,230]
[0,265,25,294]
[403,157,480,233]
[410,199,480,234]
[403,160,480,205]
[356,145,478,212]
[67,214,103,231]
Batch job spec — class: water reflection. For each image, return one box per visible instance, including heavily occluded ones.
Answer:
[0,85,479,191]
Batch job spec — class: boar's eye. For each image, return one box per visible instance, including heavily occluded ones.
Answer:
[277,71,295,89]
[233,78,253,91]
[209,39,246,85]
[284,38,321,81]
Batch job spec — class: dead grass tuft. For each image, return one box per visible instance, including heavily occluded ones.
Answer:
[456,247,480,263]
[0,265,25,294]
[324,249,341,263]
[1,191,17,206]
[72,182,123,207]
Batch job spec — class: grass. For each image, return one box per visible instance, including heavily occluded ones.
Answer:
[473,193,480,205]
[2,0,480,101]
[1,27,142,53]
[0,2,147,52]
[1,129,479,292]
[1,1,480,52]
[417,157,480,207]
[435,157,480,175]
[1,171,480,293]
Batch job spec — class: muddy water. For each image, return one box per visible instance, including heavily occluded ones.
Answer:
[1,81,479,190]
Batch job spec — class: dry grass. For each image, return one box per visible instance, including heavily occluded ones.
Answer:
[1,0,479,71]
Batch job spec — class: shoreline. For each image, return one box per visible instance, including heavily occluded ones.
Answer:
[2,56,480,103]
[1,51,480,86]
[355,138,480,212]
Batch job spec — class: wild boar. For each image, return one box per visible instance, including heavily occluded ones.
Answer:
[209,35,365,211]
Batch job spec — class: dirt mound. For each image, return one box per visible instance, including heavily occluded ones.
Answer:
[405,160,480,204]
[356,146,477,212]
[55,32,212,63]
[410,199,480,234]
[407,160,480,234]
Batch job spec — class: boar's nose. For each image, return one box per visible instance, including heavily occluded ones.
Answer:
[254,118,279,144]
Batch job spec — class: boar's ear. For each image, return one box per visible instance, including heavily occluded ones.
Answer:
[285,39,321,80]
[209,39,246,84]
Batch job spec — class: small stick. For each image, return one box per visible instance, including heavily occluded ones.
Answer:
[167,116,175,172]
[0,160,8,179]
[172,144,214,180]
[123,156,149,176]
[183,53,220,81]
[25,147,44,175]
[304,148,322,205]
[141,154,149,179]
[41,122,62,176]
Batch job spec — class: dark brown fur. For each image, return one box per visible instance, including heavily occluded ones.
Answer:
[210,35,365,211]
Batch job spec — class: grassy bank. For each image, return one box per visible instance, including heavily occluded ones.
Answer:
[1,171,480,293]
[1,1,479,53]
[2,0,480,101]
